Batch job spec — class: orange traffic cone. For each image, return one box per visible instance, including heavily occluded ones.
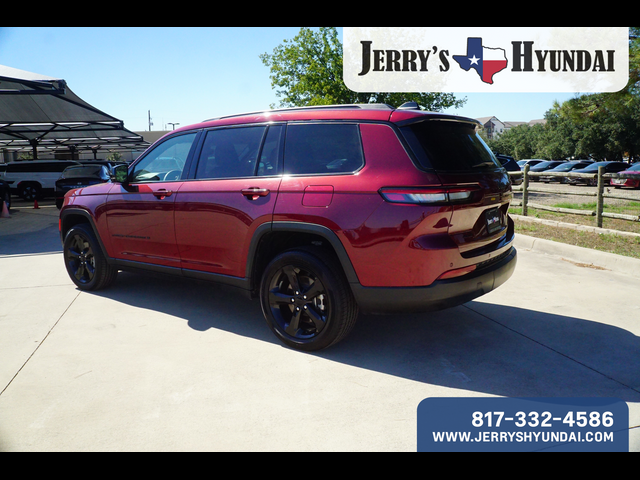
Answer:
[1,200,10,219]
[33,199,40,210]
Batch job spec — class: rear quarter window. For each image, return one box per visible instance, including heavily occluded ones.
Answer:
[284,123,364,176]
[401,121,501,172]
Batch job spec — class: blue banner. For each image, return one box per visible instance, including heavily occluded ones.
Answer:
[418,398,629,452]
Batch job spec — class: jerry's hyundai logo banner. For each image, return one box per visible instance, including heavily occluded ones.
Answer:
[343,27,630,93]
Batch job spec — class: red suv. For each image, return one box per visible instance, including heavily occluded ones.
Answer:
[60,103,517,351]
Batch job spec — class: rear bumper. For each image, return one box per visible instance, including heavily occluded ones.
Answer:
[351,247,517,315]
[611,179,640,187]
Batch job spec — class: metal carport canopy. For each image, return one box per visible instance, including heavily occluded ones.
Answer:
[0,65,149,157]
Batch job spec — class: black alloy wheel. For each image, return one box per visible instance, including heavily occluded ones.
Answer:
[260,248,358,352]
[269,264,330,338]
[66,231,96,285]
[63,224,118,291]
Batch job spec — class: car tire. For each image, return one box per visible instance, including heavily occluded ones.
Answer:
[19,183,41,201]
[260,247,359,352]
[63,224,118,291]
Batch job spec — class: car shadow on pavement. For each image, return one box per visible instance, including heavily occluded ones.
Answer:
[91,271,271,339]
[88,271,640,403]
[341,304,640,403]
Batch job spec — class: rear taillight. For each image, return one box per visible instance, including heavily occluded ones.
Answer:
[379,186,481,206]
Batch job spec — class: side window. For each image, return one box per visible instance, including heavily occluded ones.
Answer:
[131,133,197,183]
[196,126,267,180]
[284,124,364,176]
[257,125,284,177]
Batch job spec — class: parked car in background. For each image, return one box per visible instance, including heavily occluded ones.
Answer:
[496,155,523,186]
[55,164,112,209]
[567,162,630,186]
[3,160,81,201]
[610,163,640,189]
[517,159,546,170]
[528,161,567,181]
[539,160,594,184]
[59,103,517,352]
[78,160,127,173]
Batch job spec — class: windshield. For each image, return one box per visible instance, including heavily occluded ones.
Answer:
[552,163,578,171]
[401,121,501,172]
[580,162,612,172]
[533,161,556,169]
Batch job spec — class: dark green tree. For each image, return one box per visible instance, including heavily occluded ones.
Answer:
[487,123,546,161]
[260,27,466,111]
[491,28,640,162]
[554,27,640,161]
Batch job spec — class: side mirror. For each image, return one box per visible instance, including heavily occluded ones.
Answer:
[111,164,129,184]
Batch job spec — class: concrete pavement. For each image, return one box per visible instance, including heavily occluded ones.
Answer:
[1,203,639,451]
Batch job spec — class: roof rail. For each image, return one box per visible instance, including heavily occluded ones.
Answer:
[203,103,395,123]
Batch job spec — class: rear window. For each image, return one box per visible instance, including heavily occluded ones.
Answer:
[401,121,501,172]
[7,161,78,173]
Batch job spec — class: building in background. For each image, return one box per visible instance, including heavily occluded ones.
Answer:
[477,116,546,140]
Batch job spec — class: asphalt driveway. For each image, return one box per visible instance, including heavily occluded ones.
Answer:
[1,201,639,451]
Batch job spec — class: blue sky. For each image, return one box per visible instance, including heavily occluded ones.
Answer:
[0,27,576,132]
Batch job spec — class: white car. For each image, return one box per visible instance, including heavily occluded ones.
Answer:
[3,160,80,200]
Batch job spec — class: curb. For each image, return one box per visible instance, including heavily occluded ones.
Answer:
[514,234,640,279]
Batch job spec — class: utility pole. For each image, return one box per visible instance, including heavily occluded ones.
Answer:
[148,110,154,131]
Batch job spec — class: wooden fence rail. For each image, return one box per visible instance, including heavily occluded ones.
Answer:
[509,165,640,228]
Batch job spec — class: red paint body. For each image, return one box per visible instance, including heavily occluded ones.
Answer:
[60,105,517,314]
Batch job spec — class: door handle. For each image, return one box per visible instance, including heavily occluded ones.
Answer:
[153,189,173,200]
[241,188,270,201]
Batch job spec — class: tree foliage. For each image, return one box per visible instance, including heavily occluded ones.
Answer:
[488,98,640,162]
[260,27,466,111]
[488,28,640,162]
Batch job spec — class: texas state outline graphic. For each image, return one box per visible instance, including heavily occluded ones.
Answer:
[453,38,509,85]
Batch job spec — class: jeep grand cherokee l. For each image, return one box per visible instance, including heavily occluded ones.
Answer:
[60,104,517,351]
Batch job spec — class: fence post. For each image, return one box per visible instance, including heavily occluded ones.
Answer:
[522,164,530,217]
[597,166,605,228]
